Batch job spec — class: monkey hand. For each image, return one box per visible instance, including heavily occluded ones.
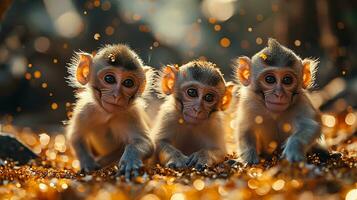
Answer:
[79,157,100,173]
[241,148,260,165]
[282,138,305,163]
[166,152,188,169]
[186,150,210,171]
[117,146,143,181]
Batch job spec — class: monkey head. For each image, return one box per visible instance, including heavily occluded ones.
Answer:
[160,61,232,124]
[68,44,152,113]
[235,38,318,113]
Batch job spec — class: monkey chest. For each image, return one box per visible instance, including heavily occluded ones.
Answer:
[87,124,128,156]
[172,132,207,155]
[253,120,293,153]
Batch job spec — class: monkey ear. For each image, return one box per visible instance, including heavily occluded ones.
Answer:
[221,82,234,111]
[76,53,93,85]
[161,65,178,95]
[235,56,251,86]
[302,58,319,89]
[139,66,154,95]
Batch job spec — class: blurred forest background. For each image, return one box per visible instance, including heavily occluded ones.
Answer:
[0,0,356,133]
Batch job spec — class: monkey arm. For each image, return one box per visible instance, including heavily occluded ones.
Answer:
[69,134,100,172]
[127,133,154,160]
[117,133,153,180]
[237,128,260,165]
[186,147,226,170]
[156,140,188,168]
[283,117,321,162]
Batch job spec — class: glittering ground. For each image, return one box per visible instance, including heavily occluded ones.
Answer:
[0,123,356,200]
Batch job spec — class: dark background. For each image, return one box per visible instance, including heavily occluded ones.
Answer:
[0,0,356,132]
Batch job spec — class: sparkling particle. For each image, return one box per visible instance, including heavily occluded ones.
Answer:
[272,179,285,191]
[248,27,252,32]
[282,123,292,133]
[153,41,159,47]
[321,114,336,128]
[256,37,263,44]
[248,179,259,189]
[51,102,58,110]
[346,189,357,200]
[141,194,160,200]
[39,133,50,146]
[208,17,217,24]
[39,183,48,192]
[214,24,221,31]
[133,14,141,21]
[259,53,267,60]
[42,82,48,88]
[220,37,231,48]
[105,26,115,36]
[178,118,184,124]
[34,70,41,79]
[53,58,58,63]
[193,179,205,190]
[93,0,100,7]
[25,72,32,80]
[61,183,68,190]
[345,113,356,126]
[256,14,264,21]
[94,33,101,40]
[101,1,111,11]
[72,160,80,169]
[171,193,185,200]
[294,40,301,46]
[255,115,263,124]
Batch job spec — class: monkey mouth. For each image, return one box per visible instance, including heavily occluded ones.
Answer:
[266,101,287,105]
[101,100,127,112]
[183,114,207,124]
[265,101,289,112]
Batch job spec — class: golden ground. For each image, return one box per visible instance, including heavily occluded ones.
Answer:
[0,120,356,200]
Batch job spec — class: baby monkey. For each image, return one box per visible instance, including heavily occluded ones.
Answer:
[153,61,233,170]
[234,38,322,164]
[66,44,154,179]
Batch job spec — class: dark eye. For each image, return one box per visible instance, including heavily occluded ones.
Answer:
[282,75,293,85]
[265,75,276,84]
[122,79,134,88]
[104,74,116,84]
[204,93,214,102]
[187,88,198,97]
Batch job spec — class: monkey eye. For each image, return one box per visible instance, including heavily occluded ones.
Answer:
[104,74,116,84]
[187,88,198,98]
[122,79,134,88]
[265,75,276,84]
[204,93,214,102]
[282,75,293,85]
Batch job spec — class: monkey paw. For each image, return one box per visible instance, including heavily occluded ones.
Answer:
[79,159,100,173]
[282,140,305,163]
[241,149,260,165]
[186,151,209,171]
[166,154,188,169]
[118,157,143,181]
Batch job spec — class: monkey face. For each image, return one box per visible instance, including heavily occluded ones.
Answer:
[180,82,221,124]
[94,67,142,112]
[258,69,298,113]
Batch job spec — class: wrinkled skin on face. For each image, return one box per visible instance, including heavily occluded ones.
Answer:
[257,69,298,113]
[93,67,143,113]
[179,82,222,124]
